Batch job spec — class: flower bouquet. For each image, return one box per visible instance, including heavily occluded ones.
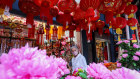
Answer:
[117,40,140,70]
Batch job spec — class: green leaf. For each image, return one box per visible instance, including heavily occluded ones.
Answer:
[60,77,64,79]
[79,72,88,79]
[133,62,137,67]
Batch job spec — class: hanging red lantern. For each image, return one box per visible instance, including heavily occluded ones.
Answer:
[73,6,86,20]
[56,12,72,30]
[114,3,127,16]
[0,0,15,10]
[34,0,58,8]
[68,24,76,38]
[36,24,44,45]
[80,0,100,11]
[90,9,100,22]
[58,0,77,14]
[124,4,137,17]
[85,8,95,22]
[19,0,40,28]
[50,6,59,17]
[96,20,105,36]
[104,29,110,36]
[52,25,58,40]
[127,18,138,26]
[114,17,127,29]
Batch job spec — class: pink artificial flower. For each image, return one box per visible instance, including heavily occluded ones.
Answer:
[133,56,139,61]
[135,51,140,56]
[0,44,70,79]
[87,63,112,79]
[117,63,122,67]
[111,67,140,79]
[61,42,66,45]
[116,40,123,45]
[65,75,81,79]
[124,50,128,52]
[61,51,65,54]
[122,54,128,58]
[133,44,139,48]
[119,56,122,60]
[123,40,130,43]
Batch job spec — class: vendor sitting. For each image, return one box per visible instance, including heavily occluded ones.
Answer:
[71,46,87,72]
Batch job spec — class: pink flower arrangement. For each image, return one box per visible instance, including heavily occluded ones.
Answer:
[0,44,69,79]
[133,56,139,61]
[135,51,140,56]
[117,63,122,67]
[111,67,140,79]
[61,42,66,46]
[87,63,112,79]
[61,51,65,54]
[116,40,123,44]
[122,54,128,58]
[133,44,139,48]
[123,40,130,43]
[65,75,81,79]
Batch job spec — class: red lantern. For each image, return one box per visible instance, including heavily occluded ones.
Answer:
[73,6,86,20]
[114,3,127,15]
[114,17,127,29]
[58,0,77,14]
[90,9,100,22]
[19,0,40,27]
[123,0,133,3]
[104,29,110,36]
[56,12,72,30]
[124,4,137,15]
[34,0,58,8]
[85,8,95,22]
[52,26,58,40]
[80,0,100,11]
[96,20,105,29]
[50,6,59,17]
[0,0,15,10]
[96,20,105,36]
[127,18,138,26]
[68,24,76,38]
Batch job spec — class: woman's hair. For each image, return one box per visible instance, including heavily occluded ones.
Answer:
[71,45,78,50]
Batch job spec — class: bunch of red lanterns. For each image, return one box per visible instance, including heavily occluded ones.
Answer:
[15,0,138,44]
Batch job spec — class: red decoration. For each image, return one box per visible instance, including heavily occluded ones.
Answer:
[127,18,138,26]
[28,25,35,38]
[85,8,95,22]
[34,0,58,8]
[80,0,100,11]
[124,4,138,15]
[90,9,100,22]
[114,17,127,29]
[52,26,58,40]
[73,6,86,20]
[50,6,59,17]
[58,0,77,14]
[68,24,76,38]
[86,30,92,42]
[46,27,50,40]
[19,0,40,31]
[123,0,133,3]
[96,20,105,36]
[114,3,127,15]
[56,12,72,30]
[104,29,110,36]
[96,20,105,29]
[0,0,15,10]
[36,25,44,45]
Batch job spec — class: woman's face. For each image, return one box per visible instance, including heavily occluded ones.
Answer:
[72,48,78,56]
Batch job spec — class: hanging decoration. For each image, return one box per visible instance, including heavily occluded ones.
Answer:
[96,20,105,36]
[52,25,58,40]
[80,0,100,11]
[127,18,138,27]
[58,0,77,14]
[19,0,40,38]
[124,4,138,18]
[46,26,50,41]
[36,24,44,45]
[114,17,127,29]
[68,23,76,38]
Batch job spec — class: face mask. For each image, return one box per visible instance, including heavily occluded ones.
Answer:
[73,51,78,56]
